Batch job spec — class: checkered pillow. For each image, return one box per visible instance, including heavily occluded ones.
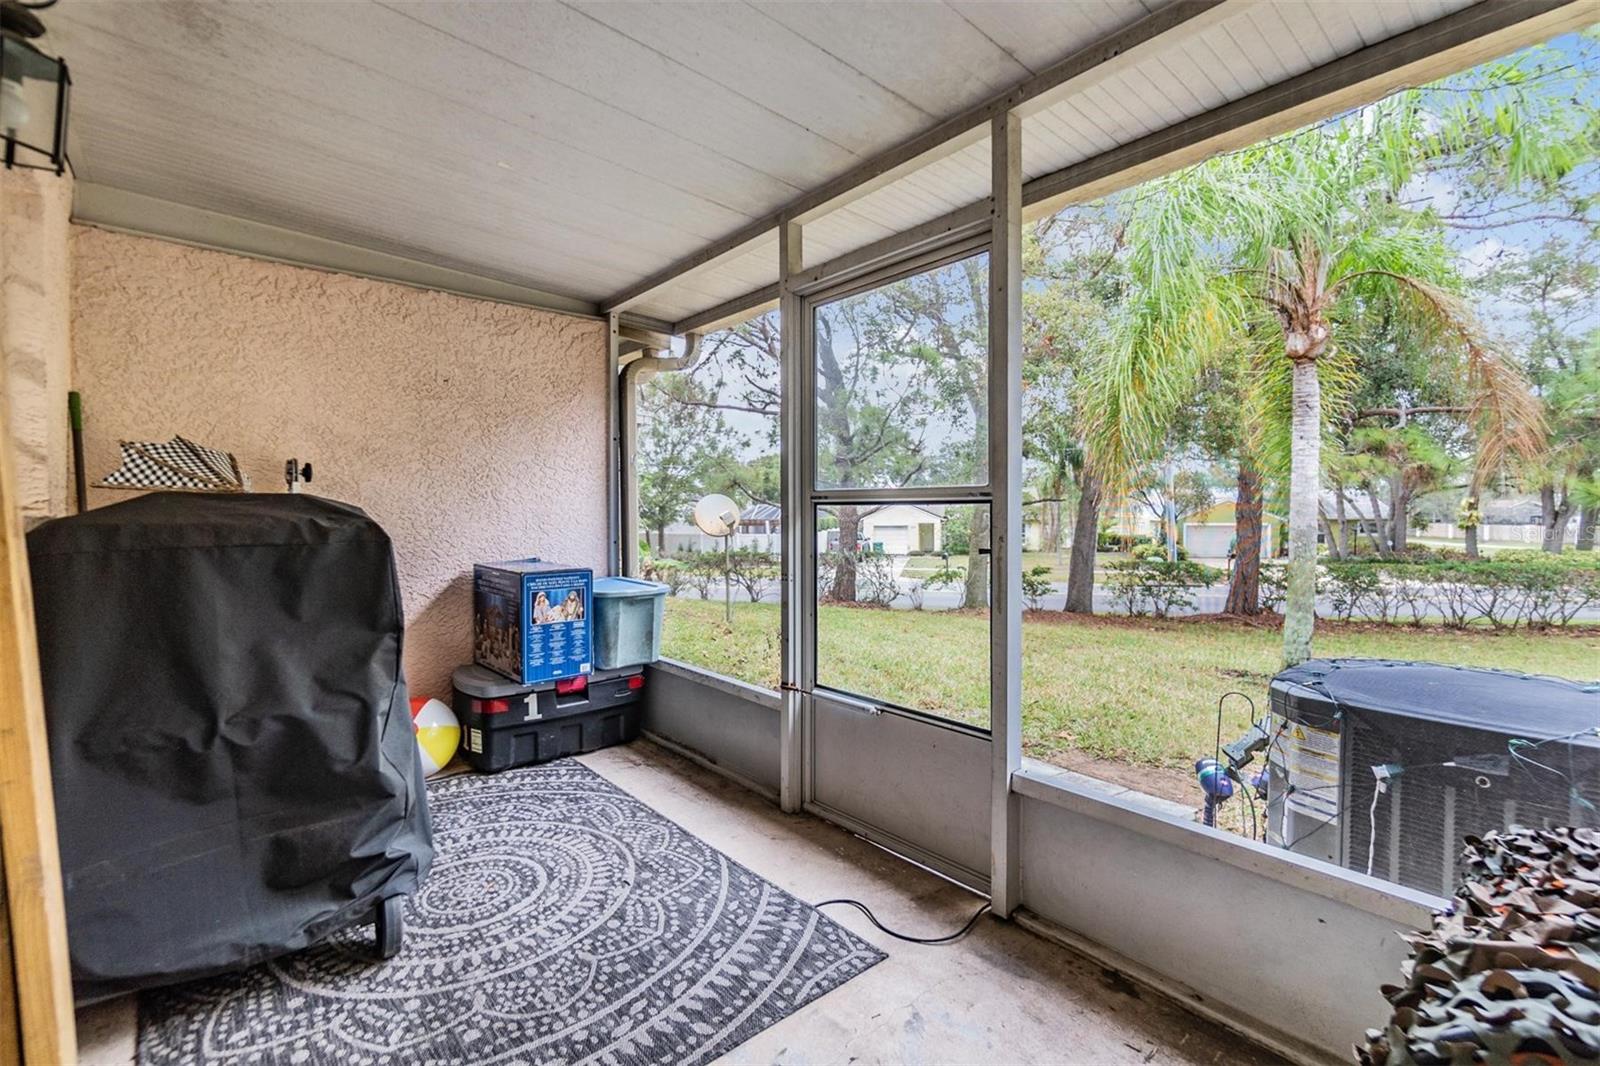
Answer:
[97,437,249,491]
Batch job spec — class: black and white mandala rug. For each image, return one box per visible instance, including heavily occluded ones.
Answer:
[138,761,884,1065]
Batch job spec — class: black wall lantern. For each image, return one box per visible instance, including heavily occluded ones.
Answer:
[0,0,68,174]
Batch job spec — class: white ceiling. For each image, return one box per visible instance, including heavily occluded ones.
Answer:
[48,0,1484,323]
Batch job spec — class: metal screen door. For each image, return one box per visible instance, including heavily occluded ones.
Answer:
[791,239,996,889]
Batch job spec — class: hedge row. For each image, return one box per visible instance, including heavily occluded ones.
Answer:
[1261,552,1600,628]
[1105,559,1225,618]
[646,549,779,602]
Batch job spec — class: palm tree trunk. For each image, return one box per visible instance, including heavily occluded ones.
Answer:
[1225,461,1262,615]
[1283,358,1321,667]
[1064,469,1101,614]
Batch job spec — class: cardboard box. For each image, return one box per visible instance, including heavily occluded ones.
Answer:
[472,559,593,684]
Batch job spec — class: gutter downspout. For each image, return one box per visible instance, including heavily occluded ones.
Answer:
[620,332,702,576]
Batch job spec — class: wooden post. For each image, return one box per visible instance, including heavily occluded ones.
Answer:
[0,411,77,1064]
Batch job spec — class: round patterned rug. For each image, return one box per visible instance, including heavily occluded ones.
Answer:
[138,760,884,1065]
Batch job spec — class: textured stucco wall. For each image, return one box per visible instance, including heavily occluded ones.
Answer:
[71,226,609,698]
[2,169,74,526]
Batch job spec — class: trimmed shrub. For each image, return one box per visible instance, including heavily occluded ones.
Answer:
[683,552,721,600]
[856,551,899,607]
[643,556,688,596]
[1131,541,1189,562]
[1022,565,1054,610]
[1098,532,1153,552]
[922,566,967,591]
[727,548,778,603]
[818,548,897,606]
[1259,561,1288,613]
[1104,558,1223,618]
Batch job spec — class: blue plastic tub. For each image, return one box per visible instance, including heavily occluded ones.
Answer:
[592,576,669,669]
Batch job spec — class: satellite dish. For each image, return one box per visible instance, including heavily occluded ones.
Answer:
[692,493,741,538]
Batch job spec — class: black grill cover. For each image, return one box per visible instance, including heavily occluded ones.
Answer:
[27,493,433,1001]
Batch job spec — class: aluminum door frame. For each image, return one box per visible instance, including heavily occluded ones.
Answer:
[789,231,998,890]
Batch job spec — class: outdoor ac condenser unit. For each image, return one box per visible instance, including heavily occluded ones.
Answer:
[1264,659,1599,897]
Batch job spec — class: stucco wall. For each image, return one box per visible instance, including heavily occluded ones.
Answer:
[2,169,74,526]
[70,226,609,699]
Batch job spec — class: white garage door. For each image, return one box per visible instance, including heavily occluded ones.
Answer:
[869,524,909,553]
[1184,524,1232,559]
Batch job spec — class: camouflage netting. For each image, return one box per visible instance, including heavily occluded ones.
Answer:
[1357,827,1600,1065]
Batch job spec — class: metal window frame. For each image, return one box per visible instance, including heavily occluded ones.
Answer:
[988,112,1023,917]
[778,221,807,814]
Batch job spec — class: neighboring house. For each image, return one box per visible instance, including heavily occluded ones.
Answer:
[665,501,944,556]
[1100,499,1163,541]
[1181,502,1284,560]
[858,503,944,555]
[1318,491,1391,548]
[738,503,783,533]
[1022,515,1044,552]
[819,503,946,555]
[1423,494,1574,547]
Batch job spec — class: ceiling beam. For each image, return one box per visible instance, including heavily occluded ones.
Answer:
[601,0,1240,314]
[672,283,779,337]
[71,184,601,320]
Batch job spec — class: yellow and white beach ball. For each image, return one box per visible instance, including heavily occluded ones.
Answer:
[409,697,460,776]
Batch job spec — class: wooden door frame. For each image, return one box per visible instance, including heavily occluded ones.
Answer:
[0,412,76,1063]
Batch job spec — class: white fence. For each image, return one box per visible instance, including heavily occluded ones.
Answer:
[1421,521,1572,547]
[659,531,781,556]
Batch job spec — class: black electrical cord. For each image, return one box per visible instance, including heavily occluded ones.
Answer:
[1235,770,1261,841]
[815,898,991,945]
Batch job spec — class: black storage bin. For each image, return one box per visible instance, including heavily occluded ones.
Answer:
[452,663,644,772]
[27,493,434,1001]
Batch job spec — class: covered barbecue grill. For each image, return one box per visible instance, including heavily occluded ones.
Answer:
[27,492,433,1000]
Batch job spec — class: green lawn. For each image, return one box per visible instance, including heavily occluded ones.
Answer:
[660,598,1600,774]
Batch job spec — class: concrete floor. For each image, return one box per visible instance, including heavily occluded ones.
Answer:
[77,739,1283,1065]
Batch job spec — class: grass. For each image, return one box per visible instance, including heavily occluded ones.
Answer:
[660,597,1600,775]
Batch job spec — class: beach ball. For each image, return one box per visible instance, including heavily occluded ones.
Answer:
[410,697,460,776]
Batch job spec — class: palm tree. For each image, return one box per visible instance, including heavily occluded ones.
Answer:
[1081,89,1549,666]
